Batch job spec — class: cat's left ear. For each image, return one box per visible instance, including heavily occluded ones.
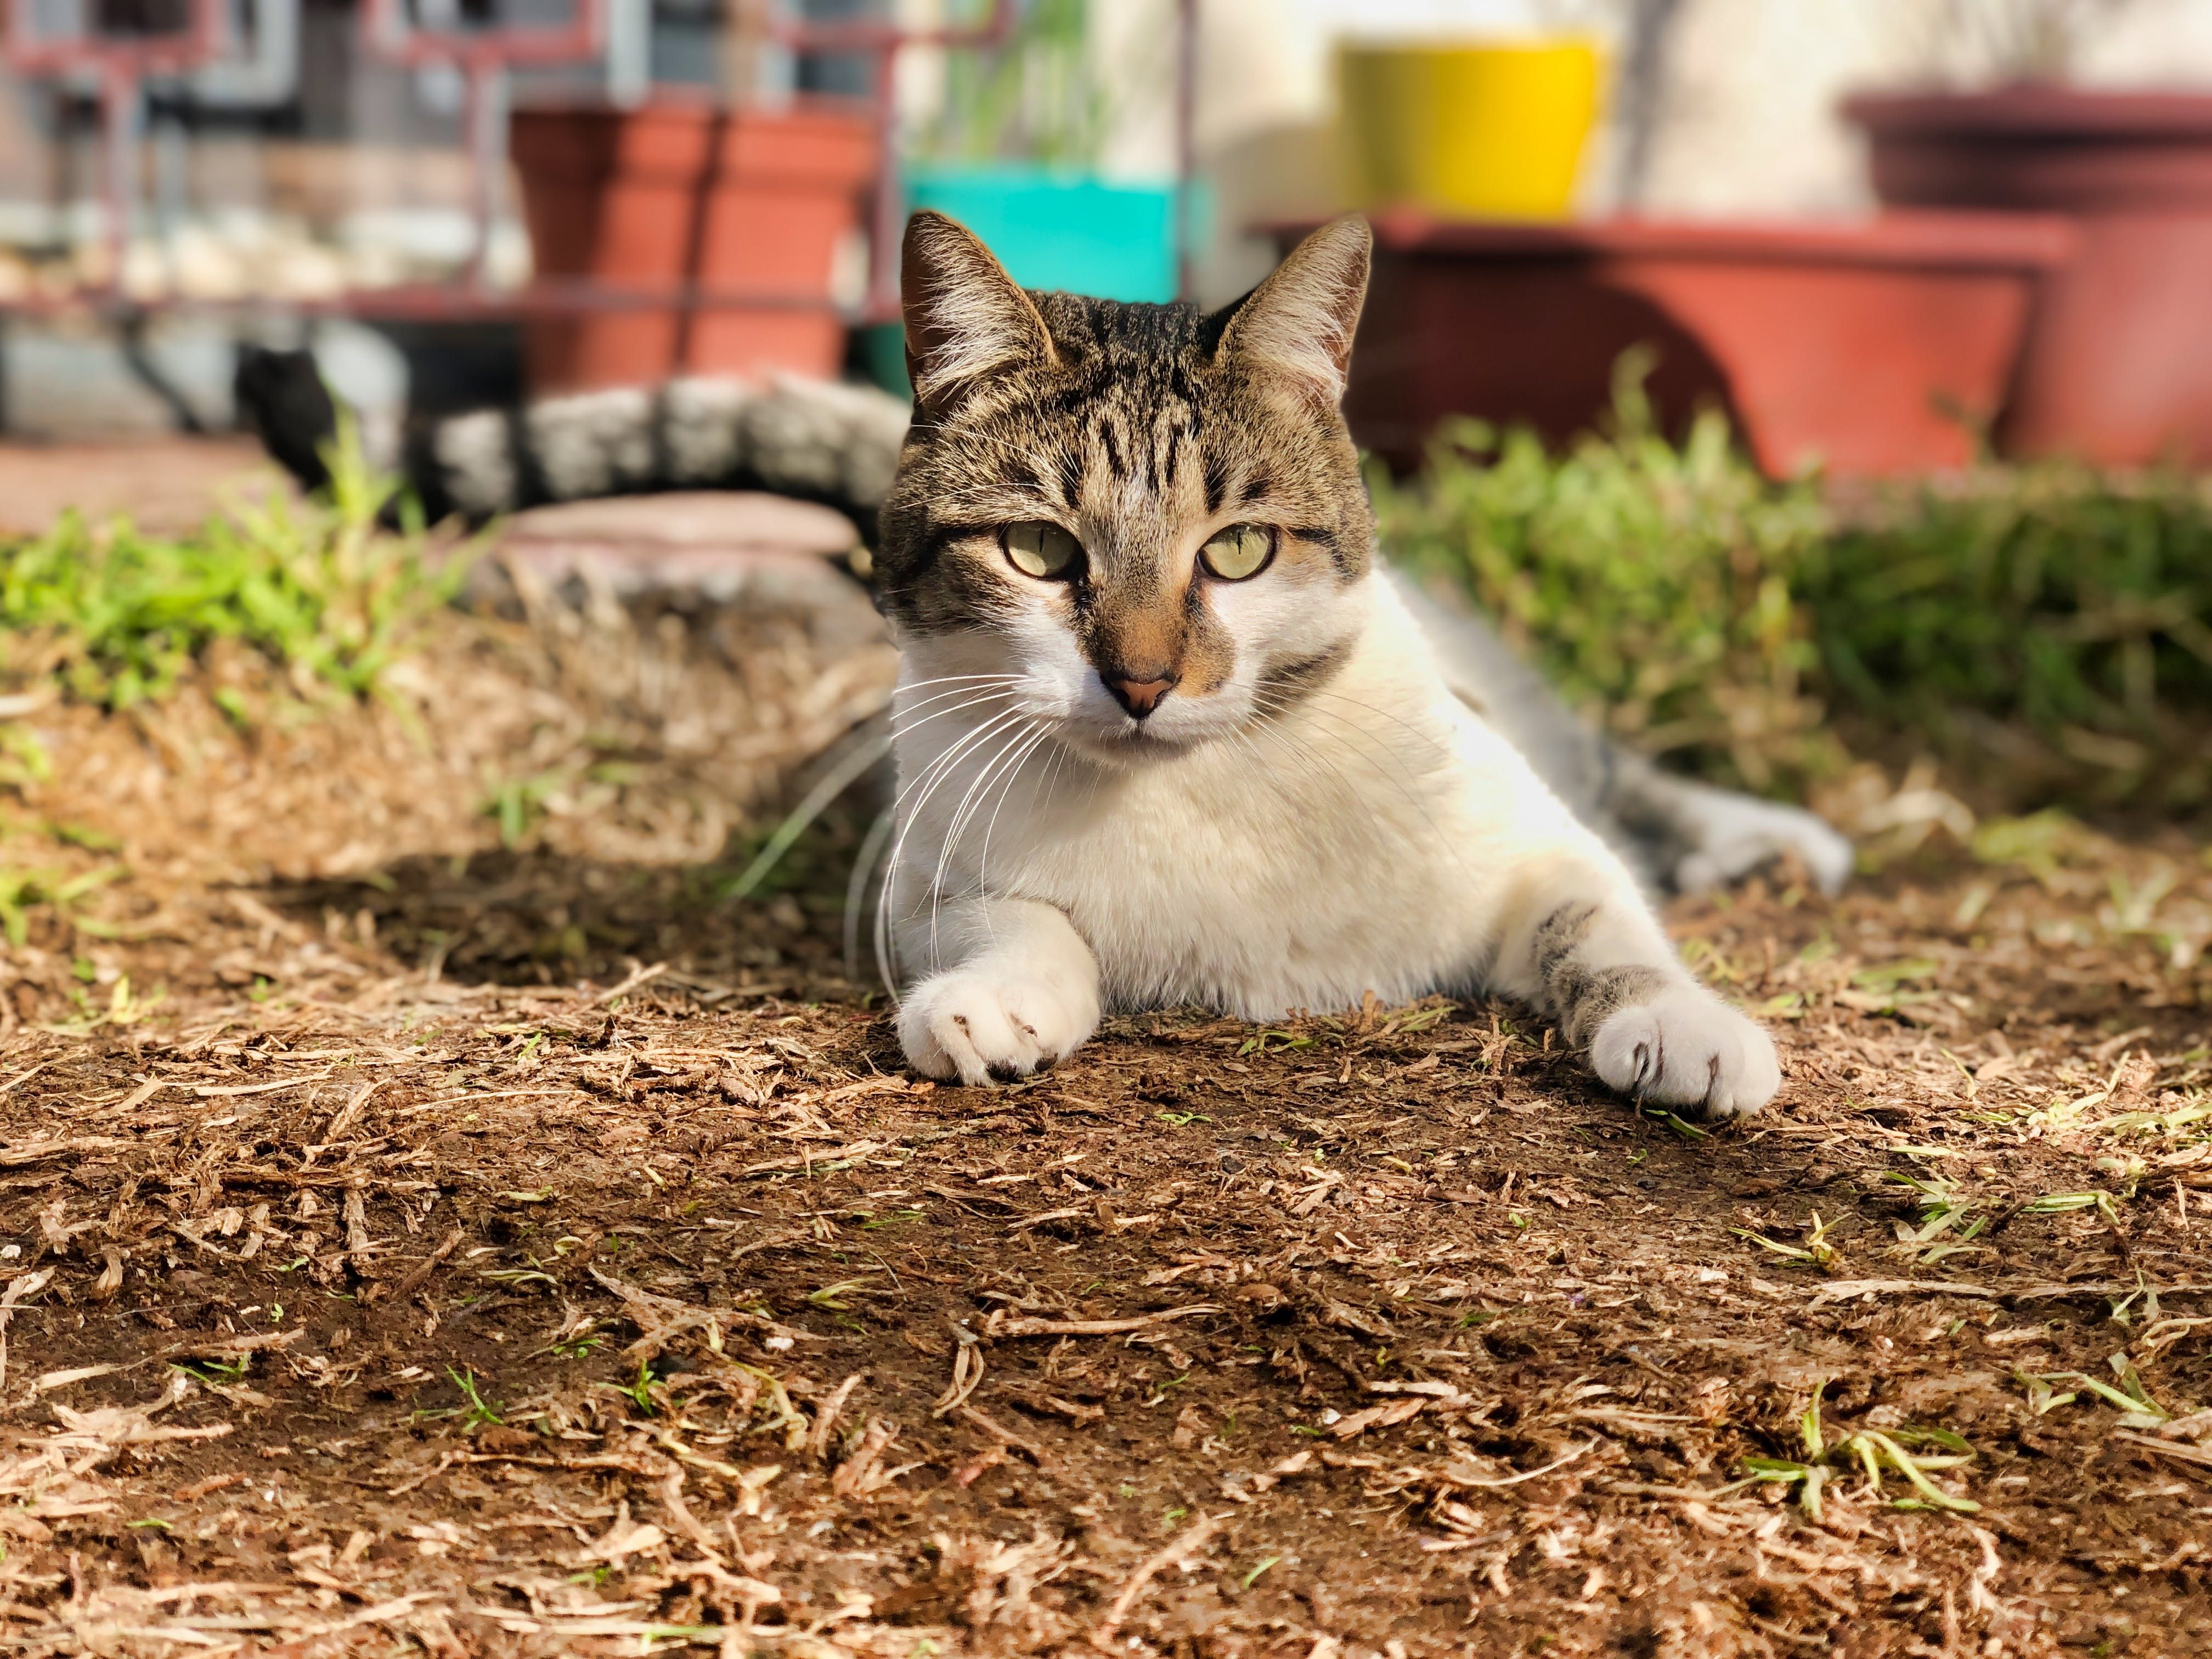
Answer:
[1216,215,1372,403]
[901,210,1059,415]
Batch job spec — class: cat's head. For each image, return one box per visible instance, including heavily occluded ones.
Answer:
[876,212,1375,761]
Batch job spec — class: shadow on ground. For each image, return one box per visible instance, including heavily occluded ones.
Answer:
[265,805,880,996]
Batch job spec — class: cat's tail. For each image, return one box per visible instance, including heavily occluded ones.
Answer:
[234,346,343,495]
[233,346,912,541]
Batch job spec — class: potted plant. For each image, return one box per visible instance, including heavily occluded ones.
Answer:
[1843,0,2212,464]
[859,0,1190,391]
[509,95,878,392]
[1335,35,1605,222]
[1305,210,2071,481]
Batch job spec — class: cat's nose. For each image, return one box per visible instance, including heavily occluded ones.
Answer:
[1103,669,1178,718]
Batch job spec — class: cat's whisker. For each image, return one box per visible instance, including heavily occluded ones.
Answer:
[928,716,1039,895]
[1249,692,1479,888]
[1263,694,1440,782]
[888,704,1029,818]
[894,672,1024,693]
[925,718,1045,967]
[875,705,1034,993]
[1252,699,1436,798]
[1237,709,1356,820]
[1253,685,1430,782]
[893,679,1013,708]
[889,691,1020,738]
[1030,726,1075,832]
[1244,692,1412,816]
[1239,713,1443,902]
[1003,731,1079,934]
[844,804,898,987]
[879,699,1038,937]
[1299,685,1457,759]
[971,726,1057,949]
[889,673,1022,709]
[919,732,1024,970]
[890,676,1023,715]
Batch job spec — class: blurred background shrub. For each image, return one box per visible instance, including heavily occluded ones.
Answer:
[1375,358,2212,817]
[1813,467,2212,814]
[0,439,458,712]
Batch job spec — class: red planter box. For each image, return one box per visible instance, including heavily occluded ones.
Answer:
[1314,212,2070,478]
[1847,88,2212,466]
[509,101,877,391]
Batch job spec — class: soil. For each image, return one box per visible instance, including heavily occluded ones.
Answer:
[2,585,2210,1658]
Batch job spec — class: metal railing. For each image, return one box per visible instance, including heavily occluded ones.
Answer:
[1,0,229,285]
[0,0,1201,371]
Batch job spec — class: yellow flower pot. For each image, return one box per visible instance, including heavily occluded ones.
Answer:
[1338,39,1605,221]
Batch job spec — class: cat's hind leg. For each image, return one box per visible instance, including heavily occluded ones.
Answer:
[1395,569,1851,896]
[1610,762,1855,897]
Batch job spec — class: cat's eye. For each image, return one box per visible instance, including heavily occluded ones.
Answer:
[1002,521,1081,580]
[1200,523,1274,582]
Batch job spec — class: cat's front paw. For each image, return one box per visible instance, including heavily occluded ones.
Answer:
[898,967,1098,1086]
[1590,984,1779,1121]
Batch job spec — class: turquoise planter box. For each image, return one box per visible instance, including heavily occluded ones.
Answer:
[910,166,1187,301]
[862,166,1203,393]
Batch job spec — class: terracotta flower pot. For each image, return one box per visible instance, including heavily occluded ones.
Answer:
[1308,212,2070,478]
[1846,87,2212,466]
[509,101,877,392]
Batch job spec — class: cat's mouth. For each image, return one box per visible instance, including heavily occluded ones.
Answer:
[1052,698,1245,764]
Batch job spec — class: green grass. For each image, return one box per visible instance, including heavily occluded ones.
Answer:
[446,1366,506,1430]
[0,428,463,713]
[1742,1380,1981,1521]
[0,862,126,947]
[1376,356,1839,798]
[1816,465,2212,810]
[0,432,469,953]
[1373,358,2212,812]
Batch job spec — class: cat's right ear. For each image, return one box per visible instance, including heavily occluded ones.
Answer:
[901,211,1058,414]
[1216,215,1371,404]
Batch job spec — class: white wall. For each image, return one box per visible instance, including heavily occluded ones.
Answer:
[1635,0,2212,217]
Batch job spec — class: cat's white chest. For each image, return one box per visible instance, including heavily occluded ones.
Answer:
[981,708,1492,1017]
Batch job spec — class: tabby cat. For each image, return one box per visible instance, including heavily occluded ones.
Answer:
[872,211,1830,1115]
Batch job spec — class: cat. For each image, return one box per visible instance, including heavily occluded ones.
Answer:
[234,222,1852,1116]
[870,210,1837,1116]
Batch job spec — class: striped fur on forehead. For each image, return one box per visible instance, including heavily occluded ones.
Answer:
[878,285,1374,630]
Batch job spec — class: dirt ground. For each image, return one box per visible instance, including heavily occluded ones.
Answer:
[3,579,2210,1658]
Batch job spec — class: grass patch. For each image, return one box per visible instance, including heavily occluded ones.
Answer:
[447,1367,506,1430]
[0,862,126,947]
[0,433,469,951]
[1374,358,2212,812]
[1743,1381,1980,1520]
[0,430,463,713]
[1818,466,2212,810]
